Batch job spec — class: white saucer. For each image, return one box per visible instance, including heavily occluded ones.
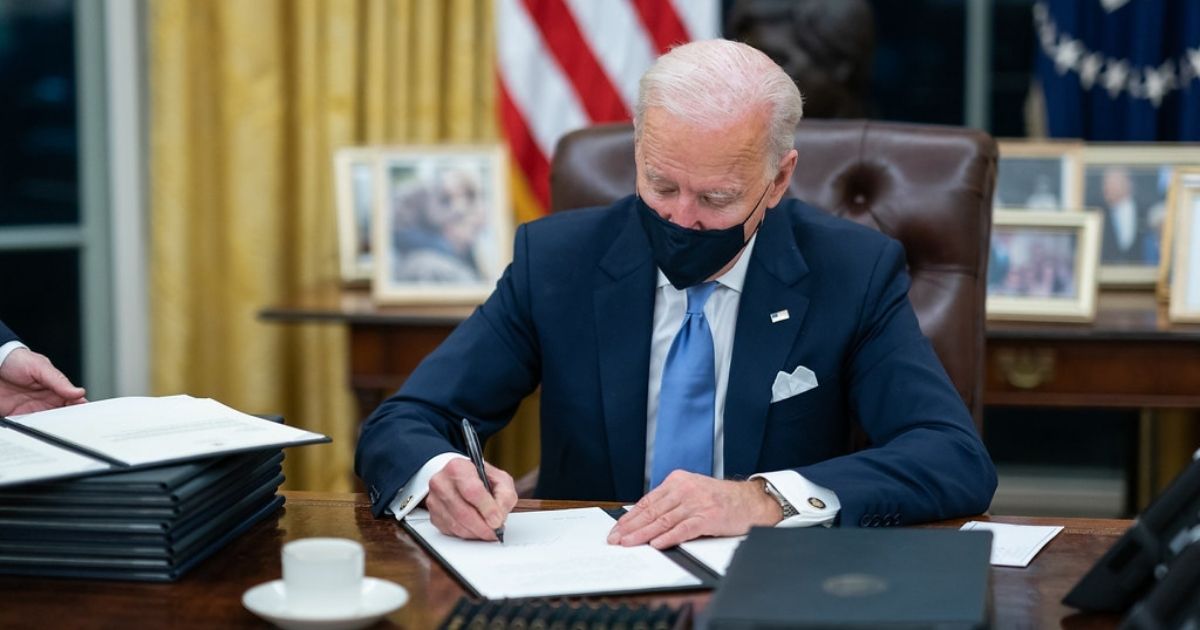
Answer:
[242,577,408,630]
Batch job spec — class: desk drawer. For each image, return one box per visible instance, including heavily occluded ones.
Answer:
[985,340,1200,408]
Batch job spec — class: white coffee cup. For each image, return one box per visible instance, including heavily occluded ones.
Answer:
[282,538,365,617]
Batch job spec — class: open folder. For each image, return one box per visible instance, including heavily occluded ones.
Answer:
[403,507,715,599]
[0,395,329,488]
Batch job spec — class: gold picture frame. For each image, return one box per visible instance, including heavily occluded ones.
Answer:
[1167,170,1200,323]
[987,210,1103,323]
[996,140,1084,211]
[1082,145,1200,287]
[334,147,380,285]
[371,144,512,305]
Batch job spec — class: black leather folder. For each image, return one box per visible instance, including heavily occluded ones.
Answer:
[0,477,285,566]
[705,527,993,630]
[0,466,284,541]
[0,494,285,582]
[0,451,283,515]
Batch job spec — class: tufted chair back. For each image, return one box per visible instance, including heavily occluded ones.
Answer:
[549,120,996,429]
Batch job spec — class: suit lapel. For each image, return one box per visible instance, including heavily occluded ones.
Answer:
[724,207,811,479]
[594,200,656,501]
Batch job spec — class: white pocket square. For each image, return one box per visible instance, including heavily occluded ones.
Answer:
[771,365,818,403]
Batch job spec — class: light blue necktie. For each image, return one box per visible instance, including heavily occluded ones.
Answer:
[650,282,718,490]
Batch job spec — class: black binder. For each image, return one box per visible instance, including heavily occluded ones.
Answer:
[0,456,284,535]
[0,494,285,582]
[0,479,284,567]
[0,438,290,582]
[0,451,283,516]
[705,527,993,630]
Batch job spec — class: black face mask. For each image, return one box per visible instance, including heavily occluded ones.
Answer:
[636,186,769,290]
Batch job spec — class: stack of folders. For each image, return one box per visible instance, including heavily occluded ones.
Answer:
[437,598,693,630]
[0,396,331,582]
[0,448,286,582]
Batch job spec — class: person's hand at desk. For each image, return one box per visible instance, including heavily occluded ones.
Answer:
[0,347,86,416]
[426,458,518,541]
[608,472,781,549]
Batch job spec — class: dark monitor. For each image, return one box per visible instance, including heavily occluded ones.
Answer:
[1062,453,1200,612]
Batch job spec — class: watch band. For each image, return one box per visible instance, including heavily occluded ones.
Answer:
[761,479,799,519]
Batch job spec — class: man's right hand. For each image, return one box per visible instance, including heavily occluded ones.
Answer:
[426,458,518,541]
[0,348,87,417]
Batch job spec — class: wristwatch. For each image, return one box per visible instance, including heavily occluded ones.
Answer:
[760,478,799,519]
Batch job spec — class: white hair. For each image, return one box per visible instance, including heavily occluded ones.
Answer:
[634,39,804,171]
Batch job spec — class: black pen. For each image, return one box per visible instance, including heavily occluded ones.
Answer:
[461,417,506,542]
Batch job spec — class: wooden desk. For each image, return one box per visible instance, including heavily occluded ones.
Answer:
[986,291,1200,500]
[261,289,1200,496]
[986,291,1200,409]
[0,493,1128,628]
[261,289,1200,415]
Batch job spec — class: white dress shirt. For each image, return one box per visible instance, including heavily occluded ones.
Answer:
[1111,198,1137,252]
[390,235,840,527]
[0,341,28,369]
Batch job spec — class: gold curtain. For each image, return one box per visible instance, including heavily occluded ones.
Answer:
[149,0,541,491]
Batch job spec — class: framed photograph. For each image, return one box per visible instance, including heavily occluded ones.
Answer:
[987,210,1102,322]
[372,145,512,304]
[1082,145,1200,286]
[1156,169,1200,301]
[995,140,1083,210]
[1168,171,1200,323]
[335,147,379,284]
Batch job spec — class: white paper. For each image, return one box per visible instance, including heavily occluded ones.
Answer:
[960,521,1063,567]
[0,427,111,487]
[7,395,326,466]
[679,535,745,576]
[405,507,702,598]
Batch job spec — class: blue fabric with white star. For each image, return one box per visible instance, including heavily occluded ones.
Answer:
[1035,0,1200,140]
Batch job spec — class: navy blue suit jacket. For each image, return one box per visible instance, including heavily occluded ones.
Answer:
[355,196,996,526]
[0,320,18,346]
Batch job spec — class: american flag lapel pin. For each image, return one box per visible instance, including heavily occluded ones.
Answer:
[770,309,790,323]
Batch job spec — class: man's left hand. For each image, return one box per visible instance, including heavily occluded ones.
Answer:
[606,471,782,549]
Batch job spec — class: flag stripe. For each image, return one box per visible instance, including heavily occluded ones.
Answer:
[496,0,589,159]
[630,0,691,55]
[670,0,720,40]
[497,0,718,216]
[498,75,553,210]
[564,0,658,112]
[522,0,631,122]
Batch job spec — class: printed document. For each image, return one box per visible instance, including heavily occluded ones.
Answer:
[6,395,326,466]
[0,427,110,486]
[960,521,1063,567]
[1,395,329,487]
[405,507,702,598]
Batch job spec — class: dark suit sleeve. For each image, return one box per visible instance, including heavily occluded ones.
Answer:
[795,240,997,527]
[0,320,19,346]
[355,225,542,517]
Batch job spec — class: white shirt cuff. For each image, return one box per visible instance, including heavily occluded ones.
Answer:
[387,452,469,520]
[751,470,841,528]
[0,341,28,370]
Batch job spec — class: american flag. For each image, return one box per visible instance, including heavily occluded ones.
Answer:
[496,0,720,218]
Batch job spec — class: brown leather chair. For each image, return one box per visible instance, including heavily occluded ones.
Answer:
[515,119,996,497]
[549,120,996,428]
